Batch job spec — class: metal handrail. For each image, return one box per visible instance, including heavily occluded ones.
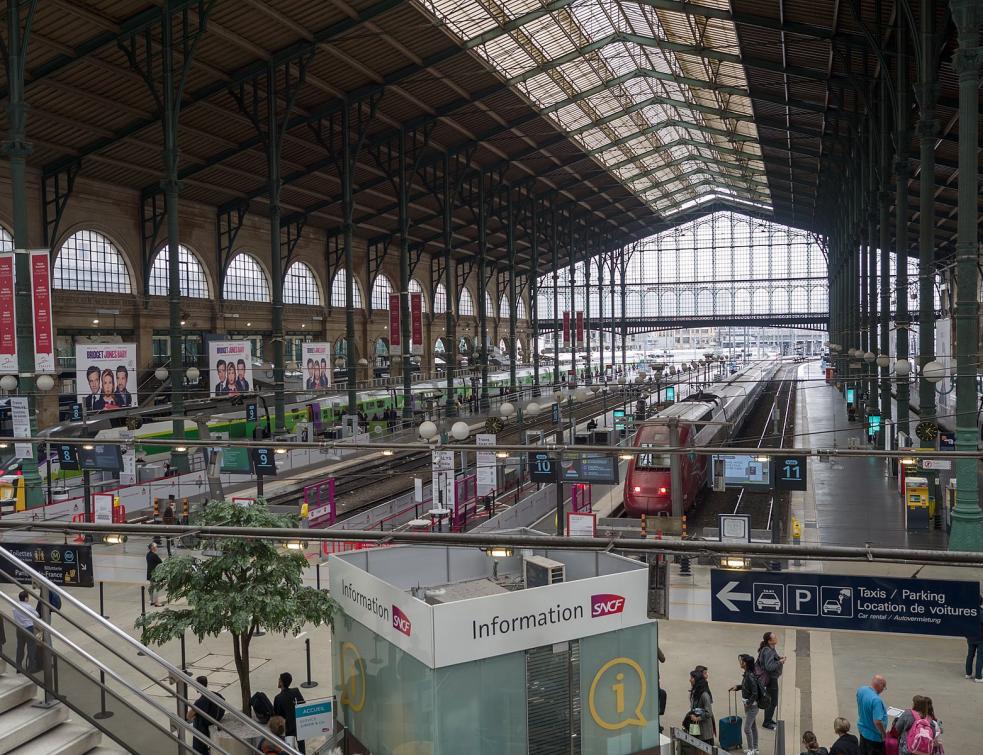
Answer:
[0,590,235,754]
[0,546,301,755]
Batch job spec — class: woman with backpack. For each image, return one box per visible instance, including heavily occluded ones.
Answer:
[890,695,943,755]
[756,631,786,729]
[683,669,716,751]
[730,653,766,755]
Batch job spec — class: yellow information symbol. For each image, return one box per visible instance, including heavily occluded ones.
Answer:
[588,657,648,731]
[338,641,366,713]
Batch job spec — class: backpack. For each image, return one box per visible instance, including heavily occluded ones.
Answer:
[906,712,935,755]
[753,660,770,687]
[755,677,772,710]
[250,691,274,724]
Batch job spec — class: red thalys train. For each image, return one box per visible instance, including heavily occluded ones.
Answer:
[623,360,777,515]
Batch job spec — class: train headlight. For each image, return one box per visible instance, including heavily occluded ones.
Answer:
[658,487,667,495]
[633,486,641,493]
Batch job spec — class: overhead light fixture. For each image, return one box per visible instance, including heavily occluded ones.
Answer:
[285,540,305,550]
[721,556,749,570]
[174,446,187,453]
[82,444,95,451]
[102,534,127,545]
[381,449,394,456]
[0,443,8,449]
[755,455,769,463]
[92,319,99,325]
[486,546,513,559]
[900,457,917,466]
[619,453,633,460]
[274,447,288,455]
[495,451,509,459]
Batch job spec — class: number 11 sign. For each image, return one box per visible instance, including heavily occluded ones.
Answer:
[772,455,807,491]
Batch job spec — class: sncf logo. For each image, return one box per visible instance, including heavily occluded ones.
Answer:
[591,593,626,618]
[392,605,412,636]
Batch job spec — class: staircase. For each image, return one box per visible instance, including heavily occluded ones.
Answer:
[0,661,120,754]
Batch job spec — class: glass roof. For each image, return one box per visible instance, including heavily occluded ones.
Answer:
[420,0,771,217]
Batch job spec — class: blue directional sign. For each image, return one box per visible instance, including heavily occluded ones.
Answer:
[710,569,981,637]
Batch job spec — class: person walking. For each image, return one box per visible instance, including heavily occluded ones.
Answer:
[162,498,177,555]
[855,675,888,755]
[890,695,942,755]
[684,668,715,750]
[965,599,983,681]
[273,672,306,753]
[730,653,765,755]
[13,590,38,672]
[829,718,861,755]
[800,730,829,755]
[757,631,786,729]
[259,716,288,754]
[146,543,164,607]
[186,675,225,754]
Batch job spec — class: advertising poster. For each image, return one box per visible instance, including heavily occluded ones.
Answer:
[0,252,16,372]
[30,249,55,373]
[10,396,31,459]
[562,311,571,346]
[389,292,401,355]
[209,340,253,398]
[576,310,584,345]
[76,343,138,412]
[475,433,497,496]
[410,292,423,355]
[301,342,331,390]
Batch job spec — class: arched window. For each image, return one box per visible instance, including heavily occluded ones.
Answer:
[371,274,394,310]
[223,253,270,302]
[459,288,475,316]
[54,229,132,293]
[434,283,448,314]
[149,244,209,298]
[409,279,427,312]
[499,294,510,320]
[284,262,321,305]
[330,269,363,309]
[0,227,12,252]
[485,292,495,319]
[516,297,526,320]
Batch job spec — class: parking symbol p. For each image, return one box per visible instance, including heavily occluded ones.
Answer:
[787,585,818,616]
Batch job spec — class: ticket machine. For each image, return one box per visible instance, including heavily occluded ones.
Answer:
[904,475,931,530]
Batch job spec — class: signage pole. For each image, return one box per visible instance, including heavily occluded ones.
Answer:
[82,470,92,525]
[555,452,564,536]
[257,470,264,498]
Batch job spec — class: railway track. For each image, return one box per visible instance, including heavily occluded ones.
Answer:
[266,390,635,522]
[689,362,798,534]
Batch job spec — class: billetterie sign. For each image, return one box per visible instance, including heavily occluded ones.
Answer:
[329,554,654,668]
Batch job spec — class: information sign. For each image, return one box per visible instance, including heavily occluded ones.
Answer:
[251,448,278,476]
[560,453,619,485]
[665,385,676,402]
[718,514,751,544]
[10,396,31,459]
[57,444,80,470]
[245,403,258,422]
[551,403,560,424]
[70,403,83,422]
[846,388,856,405]
[772,455,807,491]
[79,444,123,473]
[528,451,558,483]
[0,252,16,372]
[93,492,114,524]
[475,433,497,496]
[295,698,334,742]
[710,569,980,637]
[220,447,252,475]
[566,512,596,537]
[0,542,94,588]
[711,454,770,487]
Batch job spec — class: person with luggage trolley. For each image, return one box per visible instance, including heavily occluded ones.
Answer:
[728,653,771,755]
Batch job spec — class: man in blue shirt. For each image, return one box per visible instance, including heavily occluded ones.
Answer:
[855,674,888,755]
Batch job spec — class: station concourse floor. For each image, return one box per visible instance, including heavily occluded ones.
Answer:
[793,360,948,549]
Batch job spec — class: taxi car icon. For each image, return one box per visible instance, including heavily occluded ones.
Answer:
[823,599,842,614]
[756,590,782,611]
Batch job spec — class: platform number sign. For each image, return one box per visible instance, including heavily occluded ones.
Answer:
[69,403,83,422]
[528,451,558,483]
[245,403,258,422]
[251,447,278,477]
[57,444,80,471]
[665,386,675,402]
[772,455,807,491]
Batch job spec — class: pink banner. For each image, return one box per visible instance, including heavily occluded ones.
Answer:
[410,292,423,355]
[389,292,401,355]
[576,310,584,345]
[30,250,54,373]
[562,311,570,346]
[0,254,16,372]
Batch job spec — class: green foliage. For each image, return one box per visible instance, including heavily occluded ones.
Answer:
[136,498,337,655]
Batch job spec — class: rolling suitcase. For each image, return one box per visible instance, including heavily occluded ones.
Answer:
[718,691,743,751]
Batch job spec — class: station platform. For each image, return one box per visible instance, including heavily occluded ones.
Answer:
[793,361,947,549]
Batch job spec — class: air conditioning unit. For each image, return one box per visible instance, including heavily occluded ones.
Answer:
[523,556,565,588]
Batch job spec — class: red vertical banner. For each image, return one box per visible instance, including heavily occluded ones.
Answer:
[389,292,401,355]
[410,292,423,355]
[30,250,55,373]
[576,310,584,345]
[562,311,571,346]
[0,253,17,373]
